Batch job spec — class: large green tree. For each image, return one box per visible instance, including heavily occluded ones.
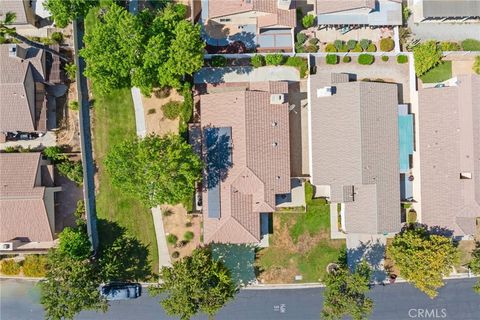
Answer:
[45,0,98,28]
[80,3,142,93]
[413,40,443,76]
[150,248,237,320]
[104,134,202,207]
[57,226,91,259]
[387,224,459,298]
[321,262,373,320]
[469,242,480,294]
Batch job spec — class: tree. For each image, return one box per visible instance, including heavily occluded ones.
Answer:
[473,56,480,75]
[469,242,480,294]
[104,134,202,207]
[44,0,98,28]
[387,224,459,298]
[80,3,142,93]
[321,261,373,320]
[413,40,443,76]
[302,14,315,29]
[57,227,92,260]
[43,146,67,163]
[0,11,16,39]
[150,248,237,320]
[64,63,77,81]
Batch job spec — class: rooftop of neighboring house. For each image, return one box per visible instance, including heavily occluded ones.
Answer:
[418,74,480,236]
[0,43,46,133]
[309,73,401,234]
[0,0,35,25]
[316,0,402,25]
[199,81,291,243]
[206,0,296,28]
[422,0,480,18]
[0,152,56,242]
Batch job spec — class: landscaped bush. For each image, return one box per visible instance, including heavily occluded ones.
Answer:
[154,87,171,99]
[265,53,285,66]
[309,38,319,45]
[296,33,307,44]
[380,37,395,52]
[461,39,480,51]
[185,221,192,227]
[302,14,316,28]
[334,40,344,51]
[147,108,156,115]
[251,54,265,68]
[413,40,442,75]
[1,259,21,275]
[347,39,357,50]
[360,39,371,51]
[295,42,305,53]
[366,43,377,52]
[22,255,47,277]
[352,43,363,52]
[171,251,180,258]
[397,54,408,64]
[184,231,194,241]
[211,55,227,67]
[167,234,178,245]
[440,41,461,51]
[161,101,182,120]
[326,54,339,65]
[473,56,480,74]
[358,54,375,65]
[305,44,319,53]
[57,160,83,185]
[43,146,67,163]
[324,43,337,52]
[342,56,351,63]
[381,56,389,62]
[285,56,309,78]
[51,31,63,44]
[69,101,79,111]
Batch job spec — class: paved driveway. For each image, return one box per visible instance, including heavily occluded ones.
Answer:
[409,21,480,41]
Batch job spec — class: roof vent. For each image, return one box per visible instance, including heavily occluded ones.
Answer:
[277,0,292,10]
[8,44,17,57]
[272,121,278,127]
[317,86,333,97]
[272,142,278,147]
[270,94,285,104]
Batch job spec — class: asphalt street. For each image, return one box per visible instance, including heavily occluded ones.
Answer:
[1,278,479,320]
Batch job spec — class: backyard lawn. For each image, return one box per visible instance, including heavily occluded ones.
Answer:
[420,61,452,83]
[256,183,345,283]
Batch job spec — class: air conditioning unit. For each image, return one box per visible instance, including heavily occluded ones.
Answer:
[317,86,333,97]
[270,94,285,104]
[0,242,13,251]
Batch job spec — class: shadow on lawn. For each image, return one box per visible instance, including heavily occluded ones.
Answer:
[97,219,154,282]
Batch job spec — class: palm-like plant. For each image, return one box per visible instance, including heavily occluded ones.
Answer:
[0,11,16,38]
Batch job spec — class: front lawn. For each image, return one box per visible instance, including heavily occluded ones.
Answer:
[256,183,345,283]
[420,61,452,83]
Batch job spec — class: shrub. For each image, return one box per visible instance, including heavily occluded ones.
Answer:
[285,56,308,78]
[3,146,16,153]
[473,56,480,75]
[211,55,227,67]
[296,33,307,44]
[461,39,480,51]
[0,35,6,44]
[0,259,21,275]
[334,40,344,51]
[154,87,171,99]
[43,146,67,163]
[324,43,337,52]
[167,234,178,245]
[302,14,316,28]
[64,63,77,81]
[397,54,408,64]
[440,41,461,51]
[172,251,180,258]
[342,56,351,63]
[309,38,319,45]
[147,108,156,115]
[413,40,442,75]
[360,39,371,51]
[161,101,182,120]
[184,231,194,241]
[69,100,79,111]
[347,40,357,50]
[305,44,319,53]
[295,42,305,53]
[352,43,363,52]
[358,54,375,65]
[185,222,193,227]
[381,56,389,62]
[366,43,377,52]
[326,54,339,65]
[22,255,47,277]
[380,37,395,52]
[51,31,63,44]
[57,160,83,185]
[265,53,284,66]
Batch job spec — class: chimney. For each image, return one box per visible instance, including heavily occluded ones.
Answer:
[270,93,286,104]
[277,0,292,10]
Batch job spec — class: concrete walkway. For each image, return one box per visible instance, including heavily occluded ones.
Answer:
[194,66,300,84]
[131,87,147,138]
[151,206,172,268]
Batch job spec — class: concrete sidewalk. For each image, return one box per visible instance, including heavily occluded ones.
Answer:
[131,87,147,138]
[151,206,172,269]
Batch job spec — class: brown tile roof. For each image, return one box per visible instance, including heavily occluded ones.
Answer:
[309,73,401,234]
[0,44,46,132]
[200,81,291,243]
[208,0,296,28]
[0,153,54,242]
[418,75,480,236]
[316,0,375,14]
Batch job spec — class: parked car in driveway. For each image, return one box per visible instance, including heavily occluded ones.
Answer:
[100,283,141,301]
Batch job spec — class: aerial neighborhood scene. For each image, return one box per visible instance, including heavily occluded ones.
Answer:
[0,0,479,319]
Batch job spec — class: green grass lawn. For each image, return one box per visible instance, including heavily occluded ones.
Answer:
[257,182,345,283]
[420,61,452,83]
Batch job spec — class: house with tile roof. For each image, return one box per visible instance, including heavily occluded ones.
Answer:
[200,0,296,52]
[0,0,36,26]
[196,81,293,244]
[0,43,49,140]
[418,75,480,238]
[308,73,402,235]
[315,0,402,26]
[0,152,61,251]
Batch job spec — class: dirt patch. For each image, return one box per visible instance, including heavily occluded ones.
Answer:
[142,89,183,136]
[56,83,80,151]
[162,204,201,261]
